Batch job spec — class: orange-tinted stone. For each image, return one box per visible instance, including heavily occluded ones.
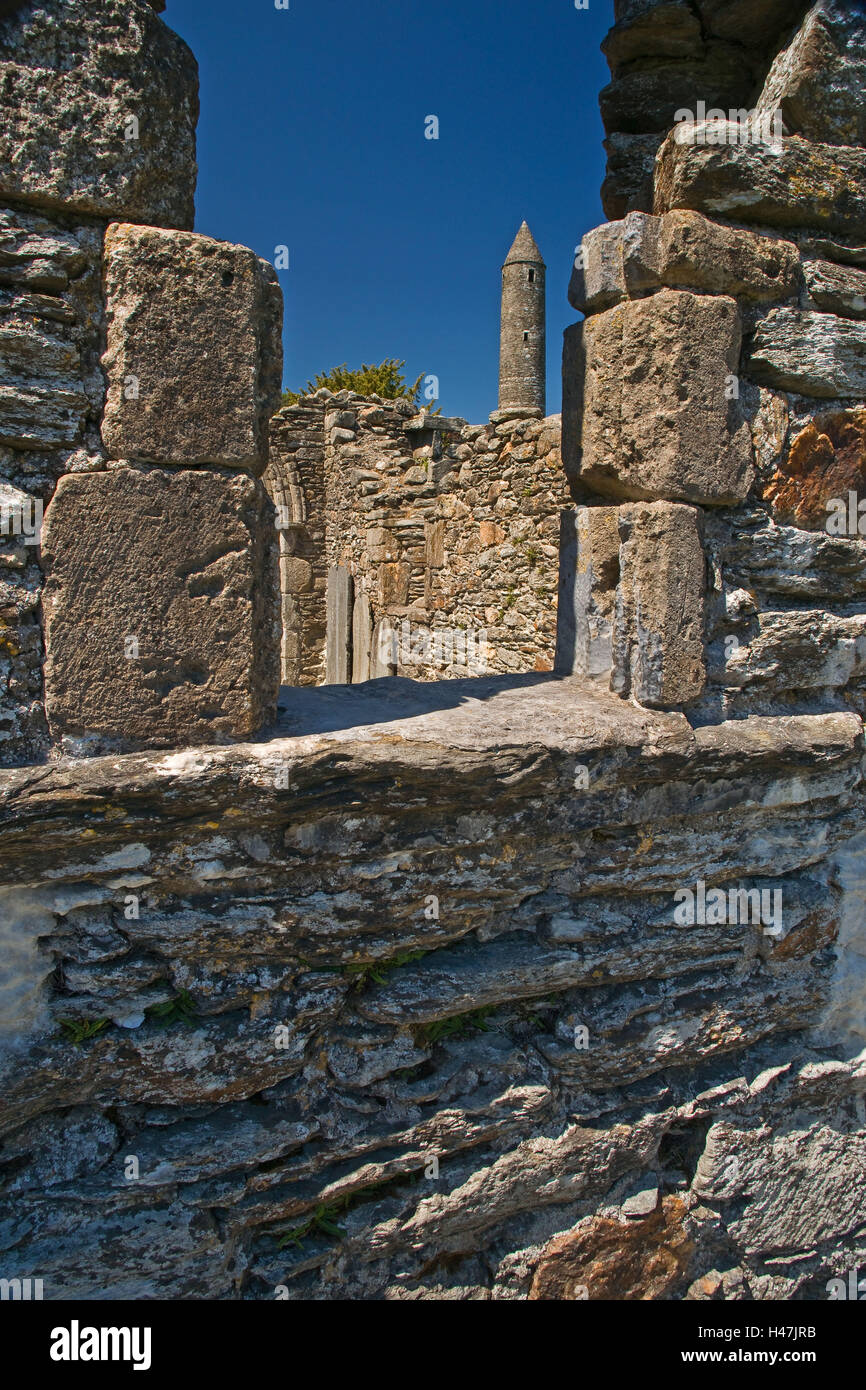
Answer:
[529,1195,695,1301]
[762,407,866,530]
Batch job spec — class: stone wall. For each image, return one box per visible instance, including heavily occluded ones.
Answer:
[1,683,864,1299]
[2,0,866,1307]
[599,0,813,220]
[565,0,866,721]
[0,0,283,765]
[267,394,568,685]
[266,401,329,688]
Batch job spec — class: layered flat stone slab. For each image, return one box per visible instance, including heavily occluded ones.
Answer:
[613,500,706,708]
[804,259,866,320]
[0,0,198,229]
[747,309,866,398]
[41,466,280,751]
[654,130,866,240]
[563,289,753,505]
[101,224,283,473]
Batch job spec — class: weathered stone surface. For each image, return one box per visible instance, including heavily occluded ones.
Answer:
[569,222,627,316]
[0,0,198,229]
[801,236,866,270]
[654,130,866,239]
[761,407,866,529]
[0,207,104,454]
[623,210,799,303]
[570,211,800,315]
[529,1196,695,1300]
[603,3,703,68]
[0,330,89,450]
[599,0,808,221]
[0,202,105,769]
[694,1113,866,1256]
[600,45,752,136]
[720,609,866,695]
[747,308,866,398]
[0,480,45,761]
[601,132,662,220]
[41,466,280,751]
[554,506,619,679]
[101,223,283,473]
[804,258,866,319]
[564,290,753,505]
[0,684,862,1298]
[613,501,706,707]
[755,1,866,148]
[706,506,866,602]
[698,0,813,49]
[325,566,353,685]
[351,583,373,684]
[271,393,568,686]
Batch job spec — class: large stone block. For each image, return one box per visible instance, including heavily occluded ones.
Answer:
[101,224,283,473]
[747,309,866,398]
[569,223,627,316]
[622,210,799,303]
[600,44,752,135]
[0,0,198,229]
[554,506,620,679]
[41,466,280,750]
[654,129,866,239]
[612,500,706,708]
[564,289,753,505]
[755,1,866,148]
[570,211,799,315]
[603,3,703,69]
[699,0,813,49]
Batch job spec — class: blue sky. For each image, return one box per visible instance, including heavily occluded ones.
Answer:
[164,0,613,423]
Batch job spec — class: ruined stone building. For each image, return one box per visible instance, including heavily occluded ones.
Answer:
[265,220,565,688]
[1,0,866,1304]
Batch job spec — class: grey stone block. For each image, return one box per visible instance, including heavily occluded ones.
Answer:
[41,465,280,751]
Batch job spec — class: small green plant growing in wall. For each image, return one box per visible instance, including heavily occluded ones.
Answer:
[415,1006,495,1047]
[145,989,198,1028]
[277,1200,349,1251]
[344,949,428,994]
[58,1017,110,1046]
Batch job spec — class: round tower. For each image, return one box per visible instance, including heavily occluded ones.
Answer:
[498,221,546,417]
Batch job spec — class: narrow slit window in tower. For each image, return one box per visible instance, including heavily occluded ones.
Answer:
[528,269,535,283]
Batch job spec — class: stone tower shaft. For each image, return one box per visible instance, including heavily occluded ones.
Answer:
[498,220,546,417]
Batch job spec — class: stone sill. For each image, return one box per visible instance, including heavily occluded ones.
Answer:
[0,677,860,867]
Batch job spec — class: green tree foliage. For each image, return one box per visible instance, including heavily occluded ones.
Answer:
[281,358,438,410]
